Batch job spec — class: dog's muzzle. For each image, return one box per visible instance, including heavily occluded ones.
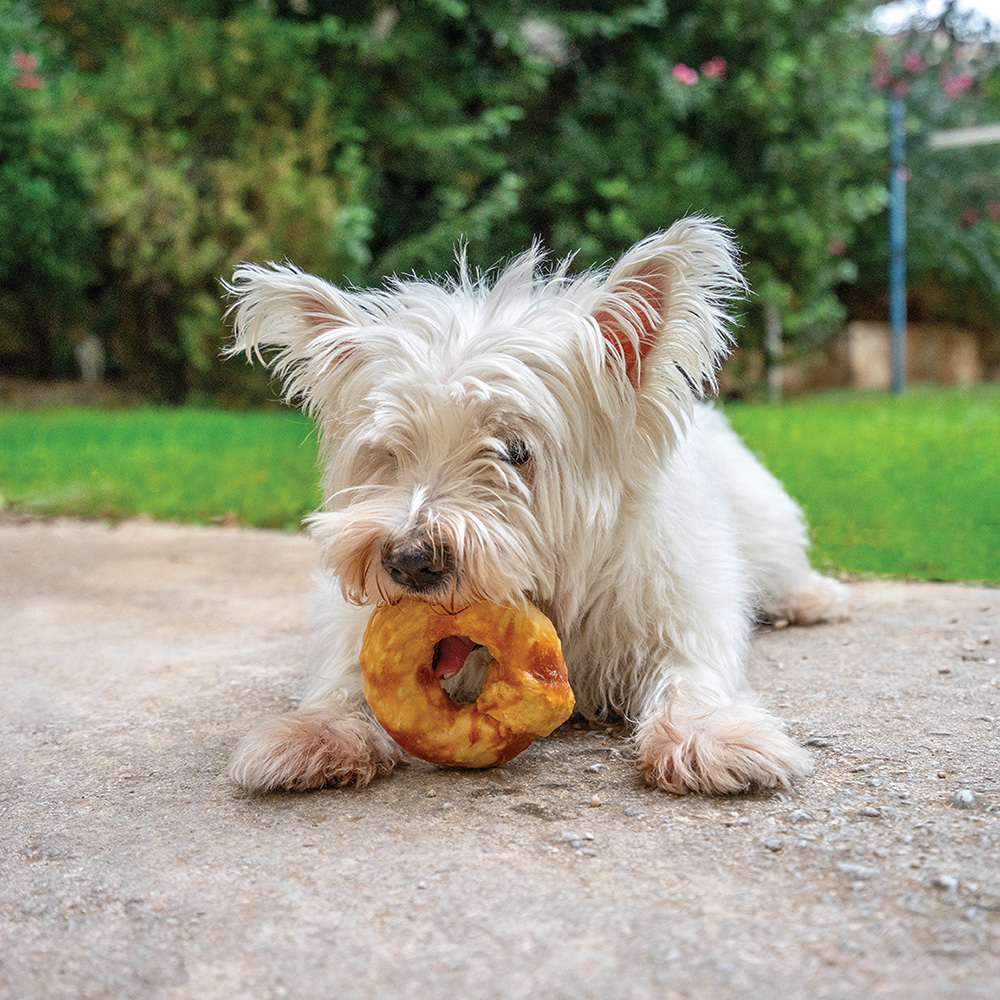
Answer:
[381,537,454,593]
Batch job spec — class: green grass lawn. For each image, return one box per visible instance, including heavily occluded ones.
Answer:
[725,386,999,583]
[0,387,997,581]
[0,406,321,530]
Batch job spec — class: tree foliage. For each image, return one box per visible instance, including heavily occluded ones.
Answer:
[2,0,993,399]
[854,1,1000,336]
[0,0,95,376]
[50,5,371,400]
[484,0,887,351]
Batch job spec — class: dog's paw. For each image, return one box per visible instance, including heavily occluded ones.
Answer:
[765,572,849,626]
[229,709,400,793]
[635,703,812,795]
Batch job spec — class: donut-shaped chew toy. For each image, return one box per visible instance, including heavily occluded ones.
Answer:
[359,598,574,768]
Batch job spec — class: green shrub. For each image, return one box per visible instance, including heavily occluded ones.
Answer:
[850,5,1000,345]
[56,8,371,401]
[486,0,887,356]
[0,0,95,376]
[21,1,975,401]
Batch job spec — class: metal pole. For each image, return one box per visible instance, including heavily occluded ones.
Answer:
[889,94,907,395]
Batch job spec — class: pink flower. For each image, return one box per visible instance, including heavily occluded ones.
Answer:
[944,73,973,96]
[11,51,38,71]
[902,51,924,74]
[940,65,973,96]
[700,56,727,79]
[986,201,1000,221]
[892,79,910,97]
[14,72,44,89]
[960,206,979,228]
[828,239,847,257]
[672,63,699,86]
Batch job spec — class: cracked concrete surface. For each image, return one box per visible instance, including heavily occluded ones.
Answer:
[1,519,998,1000]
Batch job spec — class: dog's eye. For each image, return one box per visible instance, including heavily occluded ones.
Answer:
[502,439,531,466]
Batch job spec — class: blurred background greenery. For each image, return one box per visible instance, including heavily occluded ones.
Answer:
[2,0,999,404]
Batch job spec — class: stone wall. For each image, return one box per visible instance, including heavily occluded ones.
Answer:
[777,321,993,395]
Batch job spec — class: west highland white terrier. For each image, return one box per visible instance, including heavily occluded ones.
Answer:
[225,216,846,795]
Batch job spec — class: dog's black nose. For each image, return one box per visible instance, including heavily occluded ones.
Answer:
[382,539,453,592]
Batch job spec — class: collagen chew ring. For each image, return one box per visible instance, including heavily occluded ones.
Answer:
[360,598,574,768]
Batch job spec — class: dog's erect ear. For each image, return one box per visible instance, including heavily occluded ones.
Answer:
[223,263,369,404]
[594,217,745,394]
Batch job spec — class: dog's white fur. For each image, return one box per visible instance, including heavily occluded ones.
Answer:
[225,217,846,795]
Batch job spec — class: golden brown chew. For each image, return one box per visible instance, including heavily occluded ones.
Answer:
[359,598,574,768]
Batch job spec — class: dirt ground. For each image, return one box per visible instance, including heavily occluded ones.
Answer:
[1,518,997,1000]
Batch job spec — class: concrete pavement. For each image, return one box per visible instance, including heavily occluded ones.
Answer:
[1,518,998,999]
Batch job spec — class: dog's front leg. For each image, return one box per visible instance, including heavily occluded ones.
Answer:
[229,601,401,793]
[228,699,400,793]
[632,641,812,795]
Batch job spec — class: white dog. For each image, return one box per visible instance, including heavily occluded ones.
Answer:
[225,217,845,795]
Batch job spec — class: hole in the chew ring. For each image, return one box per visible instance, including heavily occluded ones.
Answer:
[433,635,490,704]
